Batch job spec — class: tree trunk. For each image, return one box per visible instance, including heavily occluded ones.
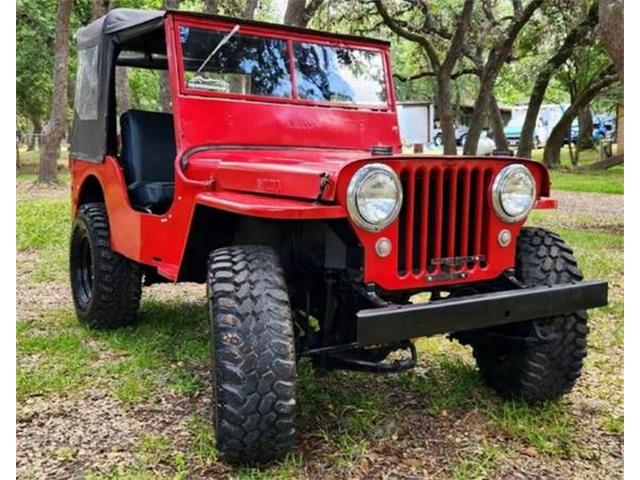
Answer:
[284,0,323,27]
[38,0,73,183]
[582,154,623,170]
[203,0,218,14]
[284,0,307,26]
[116,68,130,117]
[517,2,598,158]
[91,0,110,18]
[489,94,509,151]
[567,137,579,166]
[28,116,41,151]
[436,73,457,155]
[159,72,172,113]
[543,73,617,168]
[578,107,594,150]
[242,0,259,19]
[599,0,623,83]
[464,0,544,155]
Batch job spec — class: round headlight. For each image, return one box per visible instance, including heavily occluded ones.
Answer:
[347,163,402,231]
[492,164,536,223]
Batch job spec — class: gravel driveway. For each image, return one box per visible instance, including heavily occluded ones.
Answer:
[554,191,623,219]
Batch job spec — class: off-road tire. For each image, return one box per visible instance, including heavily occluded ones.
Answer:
[70,203,142,329]
[207,246,296,464]
[470,227,588,403]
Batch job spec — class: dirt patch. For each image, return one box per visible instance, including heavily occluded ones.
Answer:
[16,252,72,321]
[554,191,623,220]
[16,178,69,202]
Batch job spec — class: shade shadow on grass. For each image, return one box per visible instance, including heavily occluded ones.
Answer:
[17,297,589,477]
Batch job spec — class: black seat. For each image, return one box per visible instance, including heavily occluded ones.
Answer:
[120,110,176,213]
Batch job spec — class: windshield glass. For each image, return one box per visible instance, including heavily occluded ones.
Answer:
[293,42,387,105]
[180,26,292,98]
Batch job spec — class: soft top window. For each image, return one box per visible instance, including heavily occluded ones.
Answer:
[180,26,292,98]
[293,42,387,106]
[74,46,99,120]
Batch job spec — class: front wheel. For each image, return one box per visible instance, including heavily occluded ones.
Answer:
[207,246,296,464]
[468,228,589,403]
[70,203,142,329]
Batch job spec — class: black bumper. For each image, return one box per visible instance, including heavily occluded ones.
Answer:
[357,280,608,346]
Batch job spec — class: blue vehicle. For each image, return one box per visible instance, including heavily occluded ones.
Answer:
[565,114,614,144]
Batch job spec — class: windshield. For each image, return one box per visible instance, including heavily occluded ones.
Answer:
[293,42,387,105]
[178,24,389,106]
[180,26,292,98]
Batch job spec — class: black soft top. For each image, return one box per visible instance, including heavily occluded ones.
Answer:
[75,9,165,48]
[75,8,390,49]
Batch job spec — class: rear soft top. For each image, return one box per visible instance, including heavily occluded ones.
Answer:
[75,8,165,48]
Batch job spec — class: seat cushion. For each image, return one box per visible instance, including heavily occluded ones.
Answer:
[120,110,176,185]
[128,181,174,213]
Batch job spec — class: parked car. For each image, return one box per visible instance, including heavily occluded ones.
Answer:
[504,117,542,148]
[566,115,615,144]
[69,9,608,464]
[432,124,468,147]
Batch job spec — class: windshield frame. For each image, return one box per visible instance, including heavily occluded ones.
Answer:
[173,16,393,111]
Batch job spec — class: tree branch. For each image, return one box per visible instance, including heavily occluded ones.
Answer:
[372,0,441,68]
[441,0,475,74]
[394,68,480,82]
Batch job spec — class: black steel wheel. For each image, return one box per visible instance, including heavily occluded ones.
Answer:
[70,203,142,329]
[207,245,296,464]
[468,227,588,403]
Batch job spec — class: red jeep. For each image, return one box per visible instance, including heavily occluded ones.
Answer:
[69,9,608,464]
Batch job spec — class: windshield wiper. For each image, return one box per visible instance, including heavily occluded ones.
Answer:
[195,24,240,75]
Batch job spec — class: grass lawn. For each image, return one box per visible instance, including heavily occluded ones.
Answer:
[530,147,624,195]
[16,169,623,478]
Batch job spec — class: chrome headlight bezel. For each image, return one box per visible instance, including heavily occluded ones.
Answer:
[346,163,403,232]
[492,164,536,223]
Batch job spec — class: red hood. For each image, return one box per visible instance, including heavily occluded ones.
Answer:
[184,148,370,201]
[183,148,551,202]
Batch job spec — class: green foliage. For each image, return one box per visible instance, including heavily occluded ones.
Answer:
[16,0,57,121]
[16,200,71,251]
[530,147,624,194]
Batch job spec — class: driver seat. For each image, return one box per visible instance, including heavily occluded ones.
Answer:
[120,110,176,213]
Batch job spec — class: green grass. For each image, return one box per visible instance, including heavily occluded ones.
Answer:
[16,299,210,403]
[16,179,623,477]
[392,345,486,414]
[16,313,97,400]
[450,443,503,480]
[530,147,623,194]
[16,199,70,251]
[490,402,574,455]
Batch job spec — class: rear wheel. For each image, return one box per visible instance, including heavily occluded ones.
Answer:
[207,246,296,464]
[70,203,142,329]
[469,227,588,403]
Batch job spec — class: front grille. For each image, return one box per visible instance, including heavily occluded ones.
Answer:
[396,163,496,278]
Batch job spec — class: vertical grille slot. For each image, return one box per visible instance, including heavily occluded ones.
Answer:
[396,163,495,280]
[397,170,409,276]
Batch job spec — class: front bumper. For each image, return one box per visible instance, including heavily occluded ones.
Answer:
[357,280,608,346]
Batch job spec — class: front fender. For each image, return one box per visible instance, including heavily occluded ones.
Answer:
[195,191,346,220]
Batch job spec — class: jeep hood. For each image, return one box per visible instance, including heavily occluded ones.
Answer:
[183,147,550,203]
[184,148,373,202]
